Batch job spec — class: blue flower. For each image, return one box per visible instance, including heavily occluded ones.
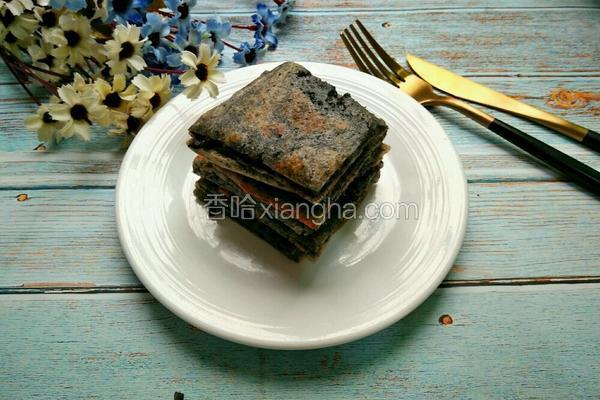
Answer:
[106,0,150,24]
[233,39,266,66]
[141,12,171,60]
[252,3,277,49]
[166,21,202,68]
[201,16,231,53]
[143,45,171,67]
[49,0,87,11]
[274,0,295,26]
[165,0,196,35]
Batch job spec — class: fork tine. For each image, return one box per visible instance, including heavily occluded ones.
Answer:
[342,29,393,85]
[348,24,401,85]
[355,19,411,80]
[340,32,370,75]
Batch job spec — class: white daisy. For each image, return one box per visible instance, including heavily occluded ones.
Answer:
[49,84,109,140]
[27,40,70,82]
[48,13,100,67]
[131,74,171,112]
[32,6,61,34]
[1,0,34,16]
[0,9,38,55]
[179,44,225,99]
[24,103,65,142]
[104,24,147,75]
[94,74,137,113]
[70,72,90,93]
[108,98,153,136]
[91,0,107,22]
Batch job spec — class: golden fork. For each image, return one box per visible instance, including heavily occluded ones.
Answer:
[340,20,600,196]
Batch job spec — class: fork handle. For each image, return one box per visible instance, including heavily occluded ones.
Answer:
[487,118,600,196]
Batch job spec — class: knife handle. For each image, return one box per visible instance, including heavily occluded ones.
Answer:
[582,130,600,152]
[488,118,600,196]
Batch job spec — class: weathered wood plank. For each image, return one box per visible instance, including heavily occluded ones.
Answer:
[1,284,599,398]
[1,76,599,187]
[270,10,600,76]
[2,143,599,188]
[0,7,598,85]
[190,0,600,13]
[1,181,598,287]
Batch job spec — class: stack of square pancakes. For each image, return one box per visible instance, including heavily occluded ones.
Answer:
[188,62,388,261]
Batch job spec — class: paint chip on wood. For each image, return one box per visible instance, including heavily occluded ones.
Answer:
[439,314,453,325]
[546,88,600,109]
[34,143,47,151]
[382,22,391,28]
[16,193,29,202]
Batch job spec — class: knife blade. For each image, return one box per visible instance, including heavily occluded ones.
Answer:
[406,54,600,152]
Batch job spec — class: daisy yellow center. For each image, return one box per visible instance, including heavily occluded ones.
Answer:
[70,104,90,123]
[64,30,81,47]
[113,0,132,13]
[103,92,122,108]
[119,41,135,60]
[195,64,209,81]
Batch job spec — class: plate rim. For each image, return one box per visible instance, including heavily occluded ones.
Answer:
[116,61,468,350]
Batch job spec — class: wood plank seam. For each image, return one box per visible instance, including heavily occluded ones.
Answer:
[0,177,574,191]
[3,276,600,294]
[210,6,600,17]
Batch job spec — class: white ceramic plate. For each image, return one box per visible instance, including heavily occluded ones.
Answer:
[116,62,468,350]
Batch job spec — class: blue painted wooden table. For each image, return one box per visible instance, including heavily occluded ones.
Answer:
[1,1,599,398]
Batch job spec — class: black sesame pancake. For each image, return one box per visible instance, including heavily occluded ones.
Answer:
[188,62,389,261]
[194,164,381,260]
[193,143,388,236]
[188,62,387,200]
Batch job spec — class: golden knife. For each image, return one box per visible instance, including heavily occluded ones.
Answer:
[406,54,600,152]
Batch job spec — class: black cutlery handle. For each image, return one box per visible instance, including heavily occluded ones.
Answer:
[488,118,600,196]
[582,129,600,152]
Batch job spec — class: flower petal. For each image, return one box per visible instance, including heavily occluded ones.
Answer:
[132,74,152,92]
[113,74,127,92]
[128,55,147,72]
[48,104,72,121]
[181,51,198,69]
[198,44,210,63]
[208,70,226,84]
[183,83,202,100]
[58,86,79,105]
[179,70,199,87]
[24,114,42,130]
[73,120,91,141]
[204,81,219,98]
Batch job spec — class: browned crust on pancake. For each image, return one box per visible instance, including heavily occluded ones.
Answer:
[188,62,388,193]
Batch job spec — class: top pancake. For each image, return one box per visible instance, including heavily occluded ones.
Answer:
[188,62,387,194]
